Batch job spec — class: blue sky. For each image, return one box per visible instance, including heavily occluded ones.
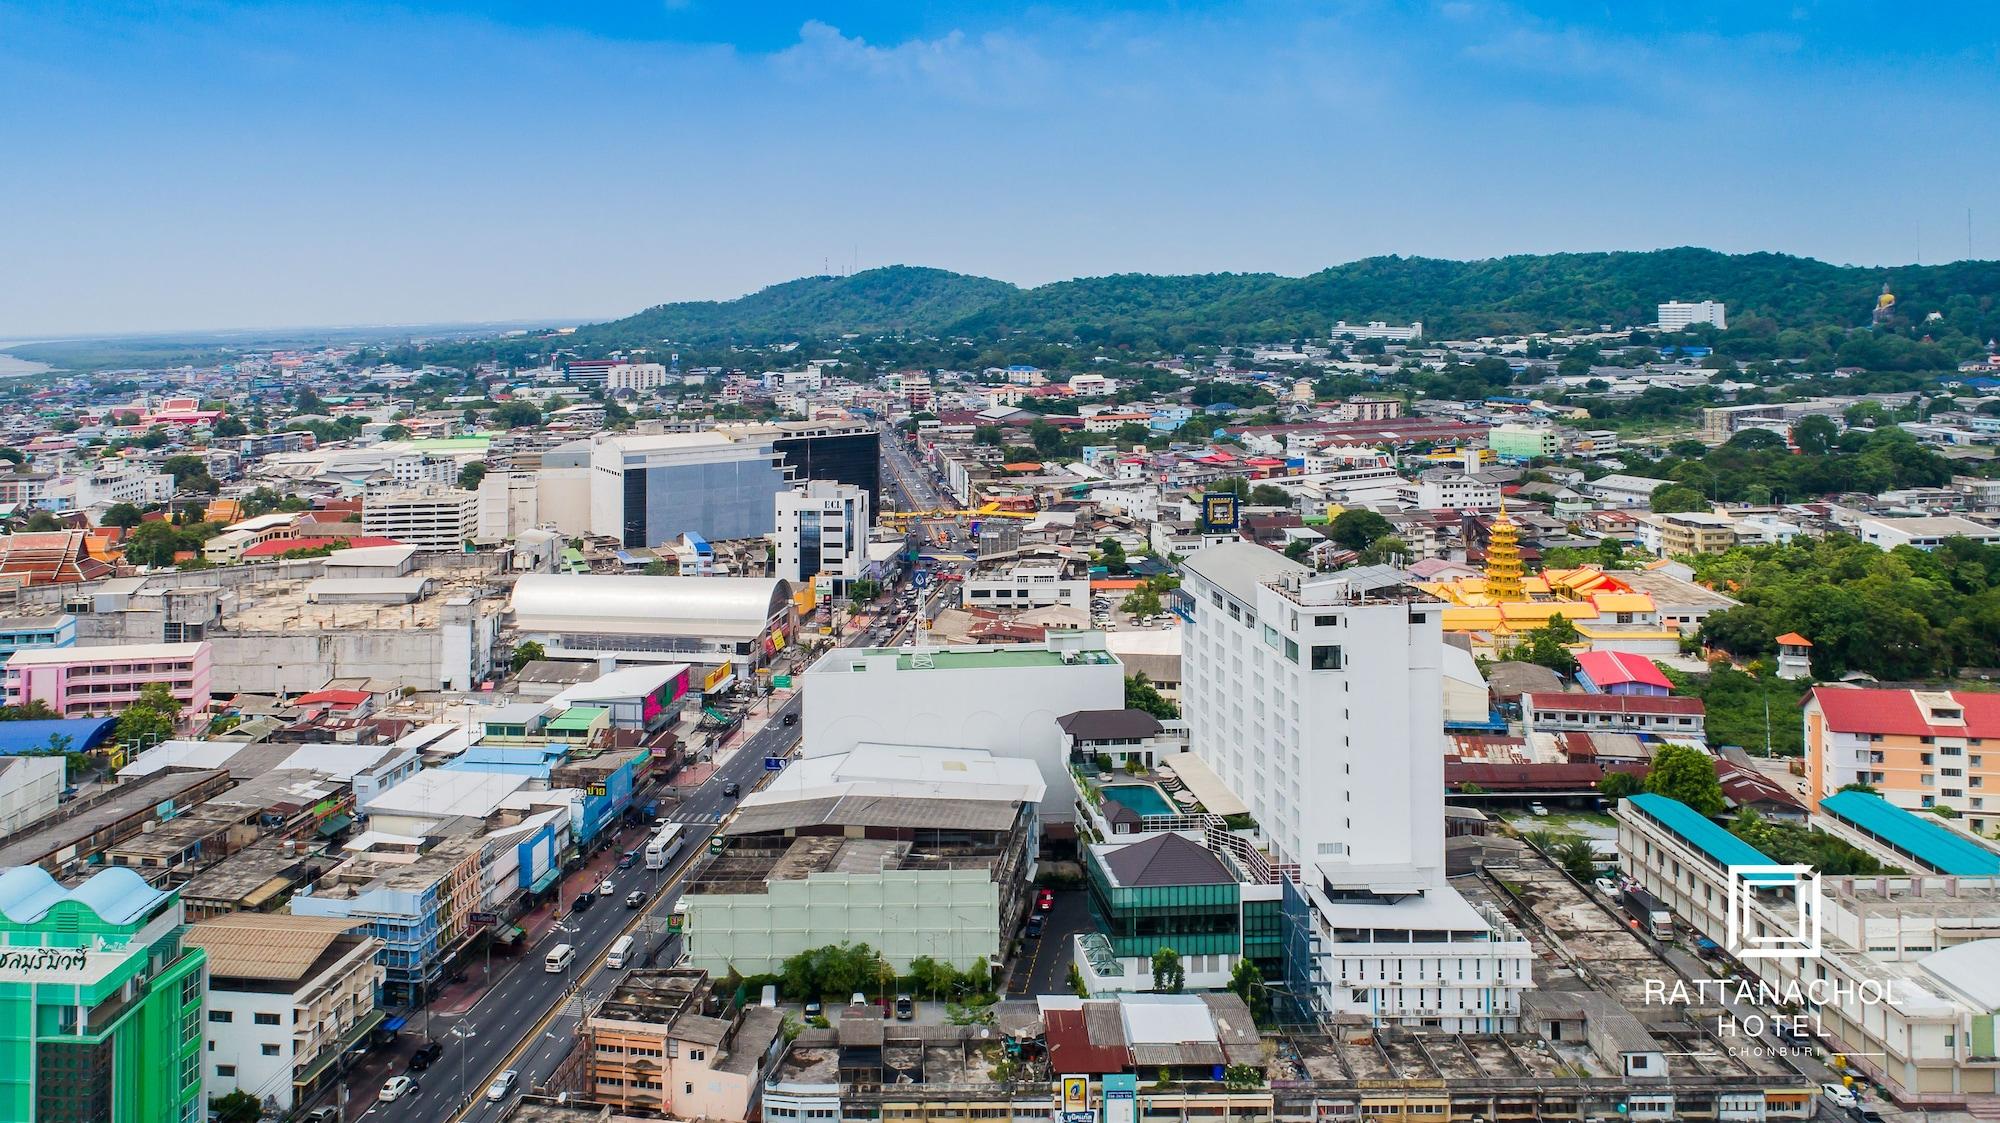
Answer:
[3,1,1997,335]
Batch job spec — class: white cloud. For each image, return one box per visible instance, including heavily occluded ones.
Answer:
[770,20,1054,105]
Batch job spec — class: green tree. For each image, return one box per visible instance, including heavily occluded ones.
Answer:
[1644,744,1725,817]
[1248,484,1291,507]
[491,401,542,429]
[1792,414,1838,456]
[1649,483,1708,514]
[510,640,546,672]
[1330,508,1393,551]
[1096,537,1129,575]
[209,1091,261,1123]
[458,461,488,490]
[1358,534,1410,567]
[1125,672,1178,719]
[643,560,672,576]
[113,683,182,748]
[1551,835,1601,882]
[211,415,248,438]
[1227,958,1268,1021]
[1512,614,1582,674]
[101,503,145,529]
[1597,771,1644,799]
[20,511,62,532]
[1120,589,1163,616]
[1150,947,1184,994]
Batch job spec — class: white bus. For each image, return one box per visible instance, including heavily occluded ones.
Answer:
[545,943,575,973]
[606,935,635,970]
[644,823,685,870]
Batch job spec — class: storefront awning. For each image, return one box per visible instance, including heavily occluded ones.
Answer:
[529,867,562,894]
[316,813,354,837]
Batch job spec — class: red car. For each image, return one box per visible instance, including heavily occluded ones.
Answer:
[1036,889,1055,912]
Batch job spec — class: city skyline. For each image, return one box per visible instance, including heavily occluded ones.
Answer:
[4,0,1998,335]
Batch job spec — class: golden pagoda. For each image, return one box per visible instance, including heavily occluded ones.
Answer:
[1483,504,1525,602]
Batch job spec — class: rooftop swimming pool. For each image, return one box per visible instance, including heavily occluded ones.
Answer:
[1101,783,1176,818]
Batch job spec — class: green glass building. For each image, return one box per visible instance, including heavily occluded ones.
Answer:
[1085,833,1284,977]
[0,866,206,1123]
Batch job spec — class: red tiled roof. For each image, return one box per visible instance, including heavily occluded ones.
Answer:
[1445,762,1607,790]
[1575,650,1673,692]
[241,535,398,558]
[1775,632,1813,647]
[1524,692,1705,716]
[1807,686,2000,739]
[294,689,372,707]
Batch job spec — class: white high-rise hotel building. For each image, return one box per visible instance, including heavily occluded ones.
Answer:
[1176,542,1531,1030]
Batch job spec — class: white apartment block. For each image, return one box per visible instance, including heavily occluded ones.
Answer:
[1657,300,1726,331]
[961,567,1091,612]
[607,362,669,393]
[775,480,870,590]
[388,452,455,487]
[1332,321,1423,342]
[191,915,385,1113]
[1404,470,1500,511]
[362,485,478,550]
[1068,373,1114,397]
[71,466,175,509]
[1177,543,1531,1030]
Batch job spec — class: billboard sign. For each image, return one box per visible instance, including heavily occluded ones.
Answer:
[1199,492,1239,534]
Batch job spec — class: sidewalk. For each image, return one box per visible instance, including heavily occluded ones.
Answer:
[427,825,639,1017]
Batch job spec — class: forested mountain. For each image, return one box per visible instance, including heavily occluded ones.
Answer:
[567,266,1015,347]
[573,249,2000,349]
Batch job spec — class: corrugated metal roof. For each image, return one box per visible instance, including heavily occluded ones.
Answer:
[186,913,368,981]
[1819,790,2000,875]
[1627,793,1775,872]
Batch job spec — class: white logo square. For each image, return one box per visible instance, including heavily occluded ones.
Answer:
[1725,863,1821,960]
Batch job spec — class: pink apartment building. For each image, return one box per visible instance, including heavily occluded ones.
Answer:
[4,641,213,718]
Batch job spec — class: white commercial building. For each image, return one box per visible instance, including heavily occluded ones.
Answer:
[799,632,1124,822]
[960,566,1091,612]
[1331,320,1423,342]
[1656,300,1726,331]
[606,362,669,394]
[1857,515,2000,551]
[683,744,1043,976]
[774,481,870,591]
[0,755,62,835]
[362,485,478,550]
[1177,543,1531,1030]
[188,913,385,1113]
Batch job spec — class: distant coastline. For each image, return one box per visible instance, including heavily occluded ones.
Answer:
[0,347,52,377]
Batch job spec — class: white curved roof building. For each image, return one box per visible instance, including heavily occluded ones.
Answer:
[512,574,793,640]
[510,574,797,677]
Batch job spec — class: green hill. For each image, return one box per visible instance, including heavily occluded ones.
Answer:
[569,265,1017,346]
[575,250,2000,349]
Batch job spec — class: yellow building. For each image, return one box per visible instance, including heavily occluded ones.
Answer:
[1416,565,1680,657]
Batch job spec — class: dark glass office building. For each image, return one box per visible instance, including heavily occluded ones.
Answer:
[771,426,880,507]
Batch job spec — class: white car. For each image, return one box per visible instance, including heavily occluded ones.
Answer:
[487,1070,519,1102]
[1820,1083,1859,1109]
[380,1076,418,1102]
[1594,877,1620,898]
[1528,802,1550,817]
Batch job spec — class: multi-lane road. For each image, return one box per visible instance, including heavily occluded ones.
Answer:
[349,429,940,1122]
[349,692,802,1123]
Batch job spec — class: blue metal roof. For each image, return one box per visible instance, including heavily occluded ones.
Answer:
[0,718,117,756]
[1628,792,1778,871]
[0,866,167,927]
[1819,790,2000,876]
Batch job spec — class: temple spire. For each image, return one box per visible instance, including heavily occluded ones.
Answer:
[1484,503,1524,602]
